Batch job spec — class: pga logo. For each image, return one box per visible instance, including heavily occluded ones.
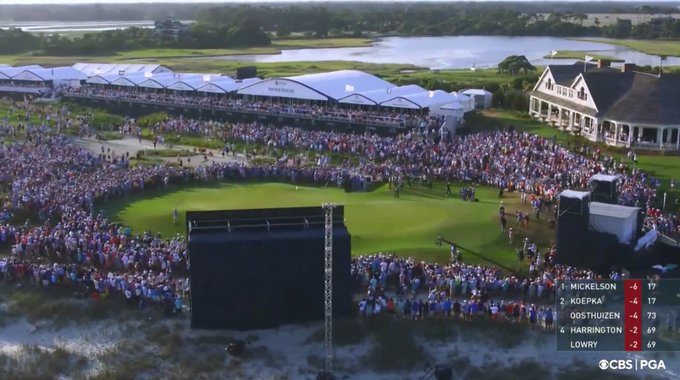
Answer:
[639,360,666,370]
[598,359,666,370]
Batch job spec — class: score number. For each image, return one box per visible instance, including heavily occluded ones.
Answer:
[645,282,658,351]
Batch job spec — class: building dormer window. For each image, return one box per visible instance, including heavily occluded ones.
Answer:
[545,79,553,90]
[577,87,587,101]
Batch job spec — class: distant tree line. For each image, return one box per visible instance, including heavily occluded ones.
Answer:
[198,6,602,38]
[601,17,680,38]
[0,21,270,56]
[196,4,680,39]
[1,2,677,22]
[2,3,680,56]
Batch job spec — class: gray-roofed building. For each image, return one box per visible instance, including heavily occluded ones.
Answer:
[529,61,680,151]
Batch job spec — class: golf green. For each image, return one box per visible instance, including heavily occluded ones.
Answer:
[101,182,555,270]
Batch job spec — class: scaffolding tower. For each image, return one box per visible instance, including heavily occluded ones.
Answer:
[322,203,335,376]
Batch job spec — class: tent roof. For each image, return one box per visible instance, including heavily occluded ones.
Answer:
[238,70,395,101]
[288,70,395,100]
[0,65,45,79]
[338,84,425,105]
[440,102,464,110]
[462,89,493,96]
[10,67,87,82]
[197,77,260,93]
[85,75,113,85]
[449,91,471,100]
[106,72,176,87]
[73,63,171,77]
[381,90,459,109]
[589,202,640,219]
[591,174,622,183]
[107,73,154,87]
[119,72,172,88]
[558,190,590,200]
[448,92,475,111]
[165,74,223,91]
[138,75,179,89]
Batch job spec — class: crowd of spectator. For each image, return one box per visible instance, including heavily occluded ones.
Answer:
[0,99,676,324]
[138,114,672,229]
[350,241,621,324]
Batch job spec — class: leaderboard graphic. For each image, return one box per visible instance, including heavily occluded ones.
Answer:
[557,279,680,352]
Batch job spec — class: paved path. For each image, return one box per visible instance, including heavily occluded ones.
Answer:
[72,136,247,168]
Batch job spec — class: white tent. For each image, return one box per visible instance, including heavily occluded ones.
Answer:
[380,90,459,110]
[73,63,172,77]
[588,202,640,244]
[337,84,426,106]
[462,89,493,109]
[449,92,475,113]
[85,75,113,85]
[107,73,155,87]
[197,77,260,94]
[237,70,395,101]
[12,67,86,83]
[0,65,45,80]
[165,74,222,92]
[135,73,179,89]
[431,102,464,123]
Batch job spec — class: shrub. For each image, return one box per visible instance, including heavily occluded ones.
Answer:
[361,320,429,372]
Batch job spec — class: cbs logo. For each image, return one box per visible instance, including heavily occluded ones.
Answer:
[598,359,666,370]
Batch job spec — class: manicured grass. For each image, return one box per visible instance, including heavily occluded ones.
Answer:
[543,50,623,62]
[477,109,572,143]
[576,38,680,57]
[100,182,555,270]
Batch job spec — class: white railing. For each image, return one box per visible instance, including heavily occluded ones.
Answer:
[0,85,51,94]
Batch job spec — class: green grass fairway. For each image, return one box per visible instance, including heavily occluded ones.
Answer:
[101,182,555,271]
[543,50,623,62]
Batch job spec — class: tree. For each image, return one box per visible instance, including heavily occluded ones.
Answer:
[574,13,588,27]
[497,55,537,75]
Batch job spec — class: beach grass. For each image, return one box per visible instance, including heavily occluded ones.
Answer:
[111,47,281,59]
[99,181,555,271]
